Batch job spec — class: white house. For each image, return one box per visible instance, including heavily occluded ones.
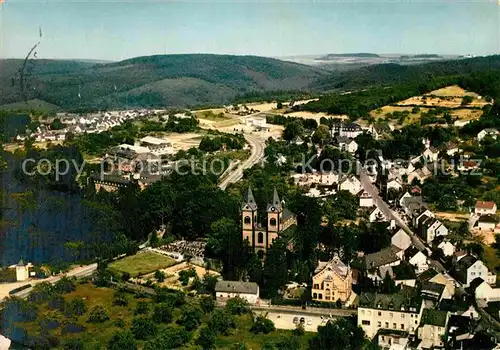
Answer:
[358,190,374,208]
[420,218,448,244]
[215,281,260,304]
[408,250,428,274]
[338,175,362,195]
[472,279,500,303]
[476,215,498,231]
[477,128,499,141]
[454,255,495,287]
[387,178,403,192]
[391,229,412,251]
[337,136,358,153]
[438,241,456,257]
[475,201,497,215]
[369,207,388,222]
[422,147,439,162]
[140,136,174,156]
[418,309,450,349]
[15,260,30,282]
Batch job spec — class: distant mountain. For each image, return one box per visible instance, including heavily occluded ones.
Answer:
[0,54,327,110]
[310,55,500,92]
[316,53,380,60]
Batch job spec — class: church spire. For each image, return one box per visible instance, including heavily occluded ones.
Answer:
[242,186,258,211]
[267,187,283,211]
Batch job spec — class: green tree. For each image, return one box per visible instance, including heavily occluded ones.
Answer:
[312,125,330,144]
[309,318,365,350]
[113,291,128,307]
[197,326,216,349]
[152,303,173,323]
[178,305,203,331]
[200,295,215,314]
[283,120,304,141]
[134,301,150,315]
[131,316,157,340]
[143,327,190,350]
[107,330,137,350]
[225,297,250,315]
[207,308,236,336]
[154,270,165,282]
[250,314,275,334]
[87,305,109,323]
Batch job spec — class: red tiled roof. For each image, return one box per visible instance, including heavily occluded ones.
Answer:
[476,201,496,210]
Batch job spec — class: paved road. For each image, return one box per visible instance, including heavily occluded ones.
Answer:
[358,166,426,252]
[0,263,97,301]
[219,133,265,190]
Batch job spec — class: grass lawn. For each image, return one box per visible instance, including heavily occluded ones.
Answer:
[214,313,314,349]
[428,85,479,97]
[108,252,177,277]
[196,110,229,122]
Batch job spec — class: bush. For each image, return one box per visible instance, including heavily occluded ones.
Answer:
[107,330,137,350]
[87,305,109,323]
[155,287,185,306]
[144,327,191,350]
[152,303,173,323]
[225,297,250,315]
[115,318,125,328]
[154,270,165,283]
[113,291,128,306]
[54,277,76,294]
[65,297,87,317]
[250,315,275,334]
[64,338,84,350]
[121,272,131,281]
[134,301,150,315]
[131,316,157,340]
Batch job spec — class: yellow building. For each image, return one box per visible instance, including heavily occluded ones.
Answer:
[312,255,353,303]
[241,187,295,255]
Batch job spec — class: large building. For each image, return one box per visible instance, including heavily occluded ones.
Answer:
[357,289,424,339]
[311,255,353,303]
[140,136,174,156]
[215,280,260,304]
[241,187,296,255]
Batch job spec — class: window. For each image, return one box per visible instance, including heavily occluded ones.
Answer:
[378,311,382,316]
[390,313,393,318]
[325,296,330,300]
[393,323,396,329]
[313,293,317,299]
[381,336,385,341]
[257,232,264,244]
[401,314,405,318]
[270,218,277,226]
[318,294,322,300]
[401,324,404,330]
[471,272,476,276]
[377,321,381,327]
[362,320,370,325]
[385,322,389,328]
[415,320,418,325]
[244,216,251,224]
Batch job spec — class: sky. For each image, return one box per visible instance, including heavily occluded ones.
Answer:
[0,0,499,61]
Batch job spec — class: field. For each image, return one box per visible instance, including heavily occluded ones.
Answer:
[428,85,480,97]
[0,99,61,113]
[107,251,177,277]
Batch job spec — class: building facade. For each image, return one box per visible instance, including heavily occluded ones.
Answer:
[311,255,353,303]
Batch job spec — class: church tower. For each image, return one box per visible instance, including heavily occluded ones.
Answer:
[266,188,283,248]
[241,187,257,246]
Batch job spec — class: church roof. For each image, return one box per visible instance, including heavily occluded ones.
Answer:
[266,188,283,211]
[242,187,258,211]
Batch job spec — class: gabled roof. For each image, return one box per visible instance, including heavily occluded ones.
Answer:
[359,288,421,311]
[314,254,349,278]
[478,214,498,224]
[417,268,438,282]
[266,188,283,211]
[215,280,259,294]
[363,246,401,270]
[475,201,496,210]
[421,309,448,327]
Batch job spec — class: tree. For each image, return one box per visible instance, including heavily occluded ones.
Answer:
[250,314,275,334]
[207,308,236,336]
[113,291,128,307]
[312,125,330,144]
[225,297,250,315]
[277,101,283,109]
[178,305,203,331]
[197,326,216,350]
[107,330,137,350]
[66,298,87,317]
[200,295,215,314]
[262,240,289,298]
[292,323,305,336]
[309,318,365,350]
[143,327,190,350]
[154,270,165,282]
[50,118,64,130]
[152,303,173,323]
[134,301,150,315]
[87,306,109,323]
[131,316,157,340]
[283,120,304,141]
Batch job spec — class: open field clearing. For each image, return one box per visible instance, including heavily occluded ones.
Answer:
[396,95,488,108]
[156,132,204,150]
[429,85,480,97]
[108,251,177,277]
[369,105,425,123]
[450,108,483,121]
[286,111,347,122]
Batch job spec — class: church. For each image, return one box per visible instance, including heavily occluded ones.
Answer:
[241,187,296,254]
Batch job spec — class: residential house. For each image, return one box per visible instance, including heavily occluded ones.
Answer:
[367,123,392,140]
[338,175,362,195]
[358,190,374,208]
[331,122,363,138]
[140,136,174,156]
[476,214,498,231]
[417,309,450,349]
[369,207,389,222]
[391,229,412,252]
[457,160,480,172]
[15,260,30,282]
[470,278,500,303]
[311,255,353,303]
[454,255,495,287]
[419,217,448,244]
[420,282,446,303]
[407,166,432,184]
[477,128,499,141]
[475,201,497,216]
[377,329,410,350]
[422,147,439,162]
[387,178,403,192]
[428,273,455,300]
[444,142,460,156]
[360,246,403,273]
[336,136,358,153]
[438,241,456,257]
[357,288,425,338]
[406,248,429,274]
[215,281,260,304]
